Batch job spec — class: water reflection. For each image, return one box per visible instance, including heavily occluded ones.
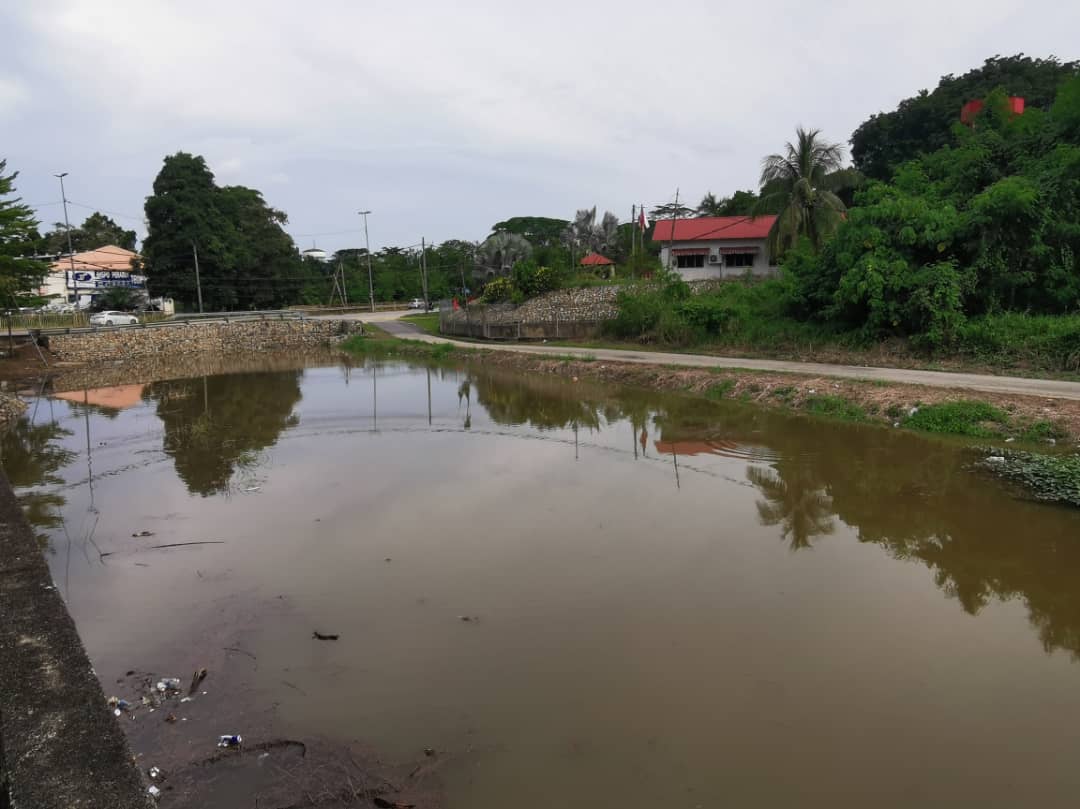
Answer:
[4,359,1080,666]
[148,371,302,496]
[0,418,75,546]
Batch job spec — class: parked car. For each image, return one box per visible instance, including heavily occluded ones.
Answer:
[408,298,425,309]
[90,311,139,327]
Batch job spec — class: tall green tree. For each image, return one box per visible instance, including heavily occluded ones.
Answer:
[43,212,137,253]
[851,54,1080,181]
[142,153,303,310]
[490,217,569,248]
[697,190,758,217]
[0,160,48,309]
[757,128,849,258]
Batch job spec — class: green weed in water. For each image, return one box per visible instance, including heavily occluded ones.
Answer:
[978,450,1080,508]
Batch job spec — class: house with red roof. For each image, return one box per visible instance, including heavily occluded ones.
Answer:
[652,215,778,280]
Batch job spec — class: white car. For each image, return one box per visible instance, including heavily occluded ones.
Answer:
[90,311,139,327]
[408,298,425,309]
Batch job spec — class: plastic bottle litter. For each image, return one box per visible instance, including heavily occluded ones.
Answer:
[218,734,243,748]
[148,785,161,799]
[149,766,162,780]
[156,678,183,692]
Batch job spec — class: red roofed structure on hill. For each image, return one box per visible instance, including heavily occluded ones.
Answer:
[653,215,778,280]
[580,252,614,266]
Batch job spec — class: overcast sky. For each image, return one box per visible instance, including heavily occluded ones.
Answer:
[2,0,1077,253]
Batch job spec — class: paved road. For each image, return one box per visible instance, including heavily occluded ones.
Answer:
[374,318,1080,401]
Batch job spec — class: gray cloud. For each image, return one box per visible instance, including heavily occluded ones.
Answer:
[1,0,1077,251]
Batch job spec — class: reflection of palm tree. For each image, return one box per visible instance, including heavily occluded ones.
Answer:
[747,465,834,551]
[457,380,472,430]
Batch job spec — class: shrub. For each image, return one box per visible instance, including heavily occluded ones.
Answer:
[480,277,515,303]
[903,400,1007,436]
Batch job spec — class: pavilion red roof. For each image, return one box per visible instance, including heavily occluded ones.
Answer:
[580,252,614,266]
[652,215,776,242]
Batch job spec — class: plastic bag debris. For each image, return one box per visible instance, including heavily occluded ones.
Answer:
[131,530,155,537]
[156,677,183,693]
[312,631,339,640]
[148,766,162,780]
[148,785,161,799]
[218,734,243,748]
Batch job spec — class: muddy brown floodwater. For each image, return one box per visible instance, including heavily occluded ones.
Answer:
[5,357,1080,808]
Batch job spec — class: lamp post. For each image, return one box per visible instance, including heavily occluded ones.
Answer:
[55,173,78,309]
[358,210,374,313]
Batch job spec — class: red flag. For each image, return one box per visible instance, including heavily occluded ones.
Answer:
[638,205,649,231]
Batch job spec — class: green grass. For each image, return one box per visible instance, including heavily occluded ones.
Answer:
[341,332,459,361]
[902,400,1007,437]
[803,394,869,422]
[401,312,441,336]
[705,379,736,400]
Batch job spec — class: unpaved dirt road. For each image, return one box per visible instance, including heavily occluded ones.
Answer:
[373,318,1080,402]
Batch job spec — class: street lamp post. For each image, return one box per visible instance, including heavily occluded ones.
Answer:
[55,173,77,309]
[358,210,374,313]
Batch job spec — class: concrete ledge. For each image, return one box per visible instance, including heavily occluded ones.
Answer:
[0,472,149,809]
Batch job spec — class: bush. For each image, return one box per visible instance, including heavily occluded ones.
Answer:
[480,277,515,303]
[903,400,1007,436]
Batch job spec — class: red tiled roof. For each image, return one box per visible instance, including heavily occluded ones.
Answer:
[580,252,614,266]
[652,215,776,242]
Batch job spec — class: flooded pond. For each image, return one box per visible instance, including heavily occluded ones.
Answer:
[5,358,1080,808]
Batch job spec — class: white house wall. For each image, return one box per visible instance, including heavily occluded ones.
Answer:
[660,238,776,280]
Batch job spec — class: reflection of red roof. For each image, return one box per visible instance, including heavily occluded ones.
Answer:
[580,252,614,266]
[652,216,776,242]
[55,384,146,410]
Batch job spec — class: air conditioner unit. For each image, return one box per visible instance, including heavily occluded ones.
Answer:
[708,254,719,263]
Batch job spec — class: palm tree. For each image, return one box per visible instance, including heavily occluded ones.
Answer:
[756,127,849,258]
[477,232,532,277]
[697,192,724,217]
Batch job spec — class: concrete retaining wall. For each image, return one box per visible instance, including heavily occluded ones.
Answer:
[44,319,359,364]
[0,473,150,809]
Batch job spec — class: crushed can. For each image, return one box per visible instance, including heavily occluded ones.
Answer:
[217,734,243,748]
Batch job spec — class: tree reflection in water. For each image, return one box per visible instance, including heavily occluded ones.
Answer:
[148,371,303,496]
[0,418,76,547]
[746,465,835,551]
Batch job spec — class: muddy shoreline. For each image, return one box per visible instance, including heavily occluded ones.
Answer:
[425,345,1080,446]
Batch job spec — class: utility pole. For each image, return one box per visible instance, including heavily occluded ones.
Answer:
[359,210,374,312]
[191,242,204,313]
[420,237,429,311]
[55,173,77,309]
[667,188,680,271]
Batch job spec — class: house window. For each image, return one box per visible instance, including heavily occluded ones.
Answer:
[676,254,705,269]
[724,253,756,268]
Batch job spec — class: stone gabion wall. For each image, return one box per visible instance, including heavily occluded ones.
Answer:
[443,286,620,327]
[46,319,359,364]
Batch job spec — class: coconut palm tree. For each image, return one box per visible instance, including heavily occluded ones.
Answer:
[476,231,532,277]
[756,127,849,258]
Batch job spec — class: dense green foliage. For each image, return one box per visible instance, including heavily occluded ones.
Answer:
[142,153,305,310]
[784,79,1080,350]
[697,190,758,217]
[902,401,1007,437]
[490,216,568,247]
[978,449,1080,508]
[41,212,137,253]
[0,160,48,308]
[851,55,1079,181]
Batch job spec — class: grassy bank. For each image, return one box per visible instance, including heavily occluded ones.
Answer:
[597,279,1080,379]
[400,312,441,336]
[344,327,1080,507]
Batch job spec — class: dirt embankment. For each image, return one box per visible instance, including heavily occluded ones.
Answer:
[469,350,1080,445]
